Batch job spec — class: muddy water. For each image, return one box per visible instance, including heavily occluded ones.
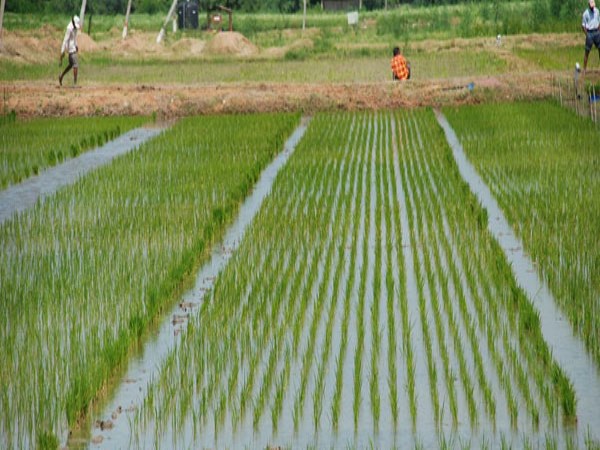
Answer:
[0,127,164,225]
[435,109,600,441]
[83,117,311,449]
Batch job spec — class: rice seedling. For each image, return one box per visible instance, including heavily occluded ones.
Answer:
[96,108,590,449]
[0,115,147,188]
[0,112,299,447]
[444,101,600,372]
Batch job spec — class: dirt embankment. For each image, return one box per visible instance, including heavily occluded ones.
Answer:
[1,72,556,119]
[0,27,569,118]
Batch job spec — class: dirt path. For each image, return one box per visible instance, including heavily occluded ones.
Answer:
[1,71,557,118]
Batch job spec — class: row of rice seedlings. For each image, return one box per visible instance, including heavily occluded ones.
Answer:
[398,114,454,428]
[410,110,548,428]
[130,108,578,447]
[443,101,600,370]
[0,112,300,448]
[374,111,396,433]
[133,112,395,447]
[292,159,342,432]
[0,115,148,188]
[353,113,375,431]
[437,109,576,422]
[393,108,577,436]
[381,112,401,428]
[331,116,364,432]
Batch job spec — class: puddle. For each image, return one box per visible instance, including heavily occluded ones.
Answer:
[434,109,600,440]
[0,127,164,225]
[82,117,311,449]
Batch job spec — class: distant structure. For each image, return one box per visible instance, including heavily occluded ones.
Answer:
[323,0,360,11]
[207,5,233,32]
[177,0,199,29]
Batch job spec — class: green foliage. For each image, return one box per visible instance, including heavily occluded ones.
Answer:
[445,100,600,372]
[36,430,59,450]
[530,0,550,32]
[0,116,146,189]
[0,112,300,447]
[0,111,17,127]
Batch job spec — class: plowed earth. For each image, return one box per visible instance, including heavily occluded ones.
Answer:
[0,27,583,118]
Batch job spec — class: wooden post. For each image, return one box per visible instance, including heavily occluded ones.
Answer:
[0,0,6,39]
[302,0,306,32]
[157,0,178,43]
[79,0,87,28]
[122,0,133,39]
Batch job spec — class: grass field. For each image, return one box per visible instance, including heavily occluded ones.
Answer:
[1,3,600,449]
[0,112,299,449]
[444,100,600,372]
[127,109,581,449]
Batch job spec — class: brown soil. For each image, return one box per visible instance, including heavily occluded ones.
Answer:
[1,72,560,119]
[204,31,258,56]
[0,28,582,118]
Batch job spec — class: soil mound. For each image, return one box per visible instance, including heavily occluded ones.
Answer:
[204,32,258,56]
[115,33,163,55]
[0,28,98,64]
[171,38,206,56]
[77,33,100,52]
[0,30,60,64]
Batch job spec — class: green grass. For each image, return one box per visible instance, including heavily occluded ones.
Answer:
[444,100,600,370]
[0,115,148,188]
[515,45,593,71]
[0,47,508,84]
[0,111,299,448]
[130,109,577,448]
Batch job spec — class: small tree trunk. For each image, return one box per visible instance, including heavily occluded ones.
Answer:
[0,0,7,39]
[79,0,87,29]
[122,0,133,39]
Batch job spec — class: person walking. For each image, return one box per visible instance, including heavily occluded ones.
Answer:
[583,0,600,73]
[391,46,410,81]
[59,15,81,86]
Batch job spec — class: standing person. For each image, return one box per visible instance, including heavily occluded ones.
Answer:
[59,15,81,86]
[583,0,600,73]
[391,46,410,81]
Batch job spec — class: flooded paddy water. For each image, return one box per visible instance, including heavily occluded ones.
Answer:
[0,127,164,225]
[435,110,600,441]
[82,118,311,449]
[3,109,598,449]
[79,110,600,449]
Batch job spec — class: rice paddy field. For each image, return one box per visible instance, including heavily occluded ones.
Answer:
[0,112,300,449]
[1,102,600,449]
[0,115,148,188]
[444,100,600,376]
[120,108,588,448]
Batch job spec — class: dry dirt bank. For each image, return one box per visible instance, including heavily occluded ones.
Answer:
[0,27,579,118]
[1,72,558,119]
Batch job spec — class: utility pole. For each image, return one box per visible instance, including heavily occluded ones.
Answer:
[157,0,178,43]
[122,0,133,39]
[79,0,87,28]
[0,0,5,40]
[302,0,306,32]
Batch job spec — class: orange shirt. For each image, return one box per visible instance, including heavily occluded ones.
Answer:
[391,54,409,80]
